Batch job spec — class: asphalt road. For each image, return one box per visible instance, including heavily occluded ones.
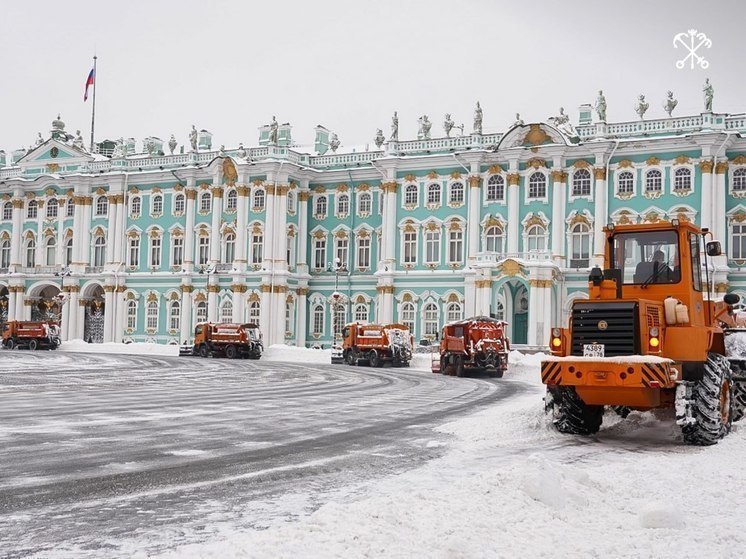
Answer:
[0,352,524,558]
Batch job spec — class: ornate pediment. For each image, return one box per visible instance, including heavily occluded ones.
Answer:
[497,122,568,150]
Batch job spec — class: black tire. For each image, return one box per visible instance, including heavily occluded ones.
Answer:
[679,353,734,445]
[28,339,39,351]
[345,349,356,366]
[199,344,209,358]
[455,356,464,377]
[439,356,449,375]
[488,369,504,379]
[612,406,632,419]
[225,345,237,359]
[545,385,603,435]
[5,338,15,350]
[732,379,746,422]
[369,350,381,368]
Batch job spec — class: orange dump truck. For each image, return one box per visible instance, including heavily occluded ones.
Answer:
[2,321,61,350]
[340,322,413,367]
[192,322,263,359]
[432,316,509,377]
[542,220,746,445]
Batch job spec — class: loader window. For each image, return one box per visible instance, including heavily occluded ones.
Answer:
[610,230,680,285]
[690,233,702,292]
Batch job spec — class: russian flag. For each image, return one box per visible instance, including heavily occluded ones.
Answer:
[83,68,95,102]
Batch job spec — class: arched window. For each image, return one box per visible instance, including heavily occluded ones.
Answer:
[151,194,163,215]
[25,238,36,267]
[337,194,349,216]
[95,196,108,217]
[224,233,235,264]
[485,226,503,253]
[127,300,138,331]
[405,184,418,206]
[449,182,464,204]
[45,236,56,266]
[401,302,415,334]
[146,300,159,330]
[169,301,180,331]
[423,303,439,337]
[3,202,12,221]
[674,168,692,192]
[427,183,441,205]
[527,224,546,252]
[220,300,233,323]
[93,235,106,267]
[354,303,368,323]
[312,304,324,335]
[734,168,746,192]
[315,196,327,217]
[200,192,212,213]
[65,237,73,266]
[617,171,634,195]
[287,191,296,214]
[645,169,662,193]
[130,196,141,217]
[27,200,38,219]
[446,302,462,323]
[195,301,207,324]
[46,198,58,218]
[569,223,591,267]
[0,240,10,268]
[248,300,260,325]
[67,198,75,217]
[226,189,237,212]
[572,168,592,197]
[253,189,265,210]
[358,193,371,214]
[173,193,185,214]
[486,175,504,201]
[251,231,263,264]
[528,172,546,198]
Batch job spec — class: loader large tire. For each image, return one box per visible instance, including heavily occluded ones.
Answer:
[678,353,733,446]
[545,386,603,435]
[732,379,746,422]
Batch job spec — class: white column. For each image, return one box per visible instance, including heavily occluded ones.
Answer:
[76,297,86,340]
[207,278,218,323]
[180,285,193,344]
[379,187,388,265]
[60,288,70,341]
[378,286,394,324]
[81,196,92,267]
[105,195,118,265]
[7,288,17,321]
[35,200,44,267]
[112,288,123,343]
[234,186,249,270]
[183,188,196,271]
[56,200,65,266]
[263,185,276,270]
[18,289,27,320]
[10,198,23,270]
[67,288,79,340]
[232,284,244,323]
[715,162,728,244]
[699,160,714,232]
[467,175,481,262]
[275,185,289,268]
[103,285,115,342]
[259,286,270,341]
[384,182,397,268]
[507,172,520,254]
[463,272,476,318]
[274,288,286,345]
[592,168,608,267]
[209,187,223,263]
[527,267,553,346]
[297,188,309,273]
[550,170,567,264]
[296,288,308,347]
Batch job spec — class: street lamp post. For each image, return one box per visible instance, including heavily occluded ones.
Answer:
[328,257,347,347]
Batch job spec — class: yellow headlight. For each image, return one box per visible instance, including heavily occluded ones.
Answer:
[649,337,660,348]
[552,337,562,348]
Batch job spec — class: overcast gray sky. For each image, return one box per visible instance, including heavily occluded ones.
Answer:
[1,0,744,154]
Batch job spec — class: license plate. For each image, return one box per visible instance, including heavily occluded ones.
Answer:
[583,343,605,358]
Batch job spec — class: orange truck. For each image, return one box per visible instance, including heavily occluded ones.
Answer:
[192,322,263,359]
[340,322,413,367]
[2,320,62,350]
[432,316,509,377]
[541,220,746,445]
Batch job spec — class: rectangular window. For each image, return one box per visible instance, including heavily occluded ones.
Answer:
[448,230,463,264]
[314,238,326,269]
[357,236,370,268]
[150,237,162,268]
[198,237,210,265]
[404,231,417,264]
[67,201,75,217]
[128,237,140,267]
[170,303,180,331]
[733,224,746,260]
[146,303,158,330]
[251,233,263,264]
[335,238,348,269]
[127,302,137,331]
[425,231,440,264]
[172,237,183,266]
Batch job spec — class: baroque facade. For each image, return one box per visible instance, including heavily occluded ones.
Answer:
[1,106,746,347]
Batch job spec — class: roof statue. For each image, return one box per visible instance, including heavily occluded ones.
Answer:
[417,115,432,140]
[237,143,247,159]
[189,125,198,151]
[513,113,524,127]
[329,133,340,153]
[269,116,279,145]
[635,94,649,120]
[168,134,177,155]
[703,78,714,112]
[595,90,607,122]
[390,111,399,142]
[443,114,455,138]
[663,91,678,117]
[473,101,483,135]
[374,128,385,149]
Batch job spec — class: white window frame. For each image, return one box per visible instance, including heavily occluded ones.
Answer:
[171,235,184,267]
[446,302,462,323]
[404,184,419,207]
[146,300,159,331]
[169,300,180,331]
[252,189,265,211]
[484,225,504,253]
[127,300,138,331]
[312,304,325,335]
[571,168,592,198]
[150,234,162,268]
[336,193,349,217]
[173,193,186,215]
[357,192,372,215]
[226,189,238,212]
[197,236,210,266]
[645,168,663,195]
[354,303,369,323]
[527,171,547,200]
[356,235,371,269]
[426,183,441,207]
[128,235,140,268]
[314,195,328,218]
[95,196,108,217]
[27,200,38,220]
[423,302,439,337]
[616,170,636,197]
[200,192,212,213]
[46,198,58,219]
[568,223,591,268]
[485,175,505,203]
[3,202,13,221]
[224,233,235,264]
[45,236,56,266]
[731,222,746,260]
[151,194,163,216]
[673,167,693,194]
[313,236,327,270]
[731,168,746,194]
[130,196,141,217]
[92,234,106,267]
[251,231,263,265]
[400,301,416,336]
[424,228,441,265]
[448,229,463,264]
[403,229,418,265]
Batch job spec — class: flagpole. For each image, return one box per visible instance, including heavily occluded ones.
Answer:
[89,55,97,153]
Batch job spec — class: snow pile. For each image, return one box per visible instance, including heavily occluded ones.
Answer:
[158,350,746,558]
[57,339,179,356]
[262,344,332,364]
[410,352,436,372]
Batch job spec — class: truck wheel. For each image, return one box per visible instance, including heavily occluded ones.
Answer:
[545,385,603,435]
[678,353,734,445]
[199,344,209,358]
[225,345,237,359]
[454,356,464,377]
[732,380,746,422]
[489,369,504,379]
[5,338,15,350]
[369,350,381,368]
[29,339,39,351]
[345,350,356,366]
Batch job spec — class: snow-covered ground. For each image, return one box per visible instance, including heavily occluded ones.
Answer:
[57,339,180,356]
[156,350,746,559]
